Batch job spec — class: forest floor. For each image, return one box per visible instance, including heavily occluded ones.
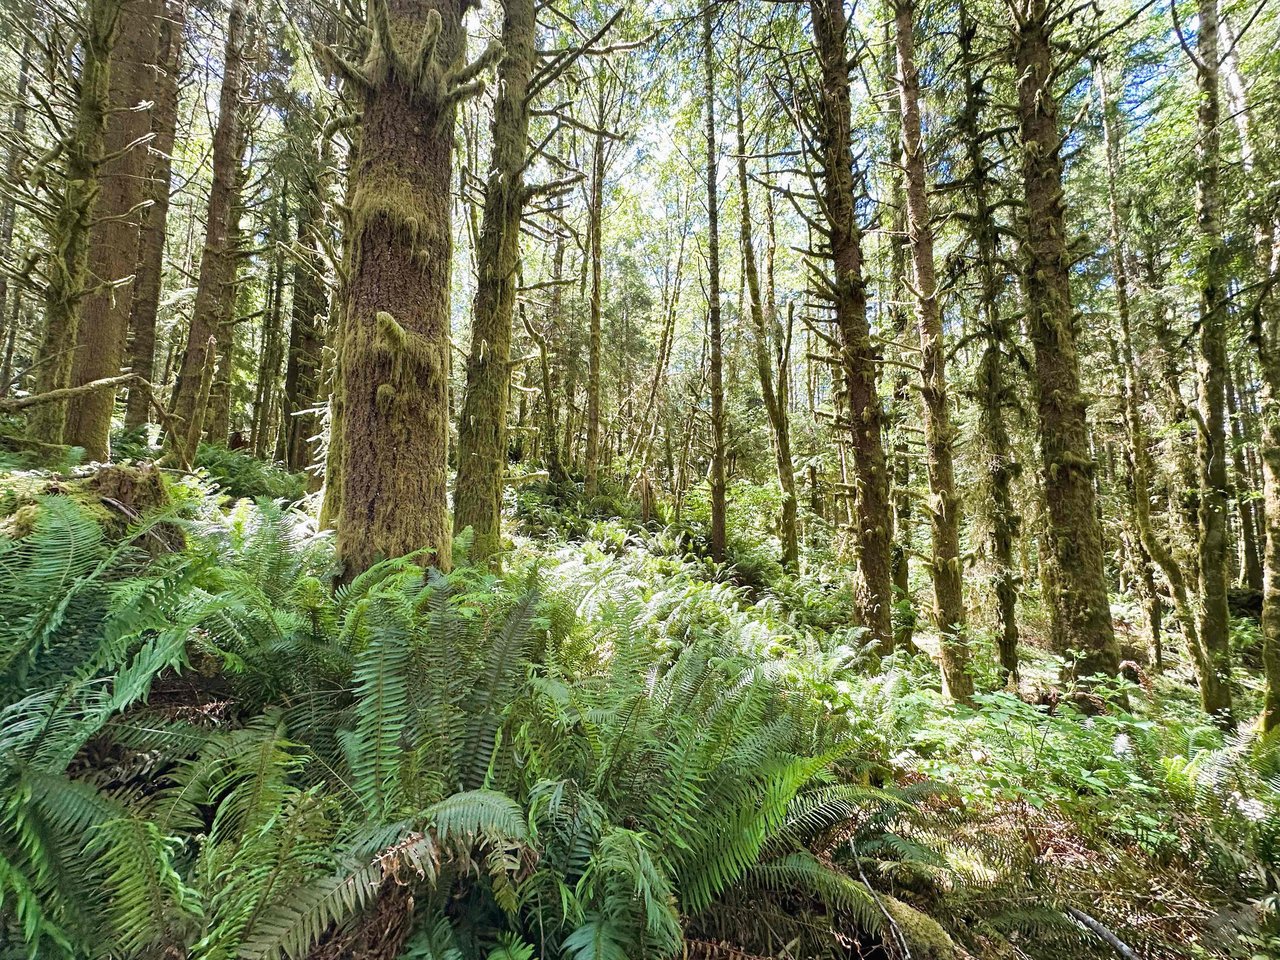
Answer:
[1,442,1278,960]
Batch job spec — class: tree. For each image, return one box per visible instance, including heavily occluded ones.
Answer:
[1184,0,1235,723]
[168,0,247,465]
[806,0,894,649]
[455,0,537,565]
[703,0,727,561]
[323,0,498,578]
[27,0,125,444]
[892,0,972,701]
[1008,0,1119,683]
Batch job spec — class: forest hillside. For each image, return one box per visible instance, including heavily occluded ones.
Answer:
[1,0,1279,956]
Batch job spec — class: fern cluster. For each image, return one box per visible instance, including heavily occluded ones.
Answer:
[1,488,1275,959]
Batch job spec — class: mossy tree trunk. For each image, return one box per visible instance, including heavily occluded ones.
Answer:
[1189,0,1234,723]
[168,0,246,463]
[1096,61,1174,672]
[28,0,125,444]
[63,0,162,460]
[123,0,184,430]
[893,0,971,702]
[810,0,894,650]
[959,4,1019,683]
[1010,0,1119,682]
[455,0,536,565]
[328,0,496,578]
[1226,362,1263,592]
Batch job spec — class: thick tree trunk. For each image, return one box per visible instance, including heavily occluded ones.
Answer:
[894,0,971,701]
[64,0,163,459]
[332,0,486,577]
[811,0,894,649]
[204,184,244,447]
[455,0,535,565]
[28,0,124,444]
[168,0,246,463]
[1011,0,1119,682]
[123,0,183,430]
[1190,0,1234,723]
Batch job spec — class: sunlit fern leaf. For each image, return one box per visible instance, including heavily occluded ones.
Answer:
[738,849,883,935]
[485,933,536,960]
[87,816,200,956]
[459,590,538,792]
[424,789,529,847]
[342,609,414,817]
[0,496,107,682]
[561,916,632,960]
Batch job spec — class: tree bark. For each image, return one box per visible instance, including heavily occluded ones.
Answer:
[455,0,536,565]
[703,4,727,560]
[1010,0,1119,682]
[281,194,326,473]
[810,0,894,649]
[168,0,246,463]
[63,0,163,459]
[123,0,184,431]
[1190,0,1234,723]
[959,4,1019,683]
[893,0,971,701]
[331,0,490,577]
[0,25,31,399]
[28,0,125,444]
[583,77,606,498]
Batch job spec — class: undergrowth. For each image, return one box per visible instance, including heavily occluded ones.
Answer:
[0,475,1275,959]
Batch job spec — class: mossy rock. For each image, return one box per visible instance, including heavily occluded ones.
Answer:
[1,463,180,550]
[882,895,959,960]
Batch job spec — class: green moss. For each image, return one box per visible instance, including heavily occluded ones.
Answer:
[882,896,958,960]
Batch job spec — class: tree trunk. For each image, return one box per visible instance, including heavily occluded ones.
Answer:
[1097,61,1184,675]
[124,0,184,430]
[0,27,31,399]
[455,0,536,565]
[281,197,326,473]
[583,77,606,498]
[63,0,163,459]
[893,0,971,701]
[168,0,246,463]
[810,0,894,650]
[1010,0,1119,682]
[1227,361,1263,591]
[735,44,794,571]
[28,0,125,444]
[702,3,727,560]
[331,0,488,577]
[960,4,1019,683]
[1190,0,1234,723]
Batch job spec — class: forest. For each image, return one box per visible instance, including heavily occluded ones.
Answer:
[0,0,1278,954]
